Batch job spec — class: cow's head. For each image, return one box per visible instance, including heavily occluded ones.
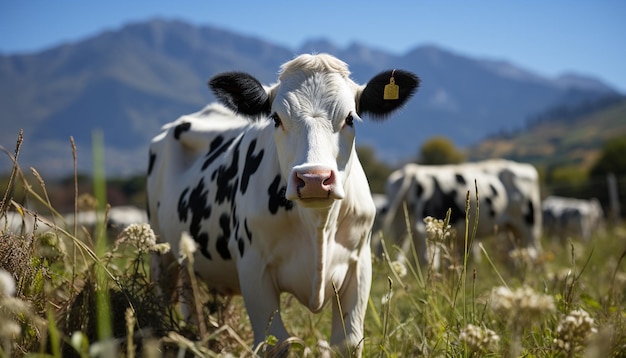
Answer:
[210,54,419,208]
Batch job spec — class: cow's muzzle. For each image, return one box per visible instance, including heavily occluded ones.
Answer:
[286,166,344,203]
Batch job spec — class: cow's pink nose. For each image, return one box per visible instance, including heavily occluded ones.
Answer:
[294,170,335,199]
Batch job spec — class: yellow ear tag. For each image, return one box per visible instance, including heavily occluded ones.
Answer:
[383,72,399,100]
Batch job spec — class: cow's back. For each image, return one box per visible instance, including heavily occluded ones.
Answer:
[413,164,508,241]
[478,160,542,250]
[147,104,252,292]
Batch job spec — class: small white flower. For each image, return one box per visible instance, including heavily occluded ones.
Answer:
[120,223,157,251]
[0,320,21,338]
[152,242,171,254]
[553,309,597,355]
[459,324,500,353]
[0,269,15,297]
[390,260,407,278]
[179,232,198,263]
[424,216,453,243]
[490,285,555,327]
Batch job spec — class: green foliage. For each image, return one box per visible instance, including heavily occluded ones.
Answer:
[357,145,393,193]
[545,165,589,188]
[590,136,626,177]
[468,98,626,173]
[418,136,465,165]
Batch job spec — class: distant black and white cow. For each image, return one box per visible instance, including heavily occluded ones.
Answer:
[542,195,604,242]
[380,159,542,265]
[146,53,419,355]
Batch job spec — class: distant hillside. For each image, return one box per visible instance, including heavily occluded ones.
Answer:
[0,19,619,177]
[467,96,626,171]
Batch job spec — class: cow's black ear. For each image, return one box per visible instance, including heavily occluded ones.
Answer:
[209,72,271,117]
[358,70,420,120]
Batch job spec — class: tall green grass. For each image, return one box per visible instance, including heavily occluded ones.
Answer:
[1,133,625,357]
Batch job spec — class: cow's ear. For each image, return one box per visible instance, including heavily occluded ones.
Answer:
[209,72,271,117]
[358,70,420,120]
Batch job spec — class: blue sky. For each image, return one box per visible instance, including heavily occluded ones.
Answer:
[1,0,625,92]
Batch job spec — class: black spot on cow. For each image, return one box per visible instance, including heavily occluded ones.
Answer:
[177,178,213,259]
[244,219,252,243]
[416,181,424,198]
[215,213,232,260]
[237,237,245,257]
[202,135,236,170]
[241,139,264,195]
[196,233,212,260]
[423,176,464,224]
[485,197,496,218]
[177,188,190,222]
[455,174,466,185]
[146,198,151,221]
[231,217,245,257]
[148,151,156,176]
[174,122,192,140]
[489,184,499,197]
[209,135,224,151]
[212,135,243,205]
[484,184,499,218]
[268,175,294,214]
[524,200,535,226]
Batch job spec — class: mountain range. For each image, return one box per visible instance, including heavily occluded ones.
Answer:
[0,19,620,177]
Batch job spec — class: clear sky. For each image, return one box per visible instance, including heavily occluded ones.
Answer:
[1,0,625,92]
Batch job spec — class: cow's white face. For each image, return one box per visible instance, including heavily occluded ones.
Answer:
[271,71,359,206]
[209,53,420,209]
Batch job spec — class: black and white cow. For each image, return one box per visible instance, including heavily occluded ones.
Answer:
[542,195,604,242]
[146,53,419,355]
[379,159,542,265]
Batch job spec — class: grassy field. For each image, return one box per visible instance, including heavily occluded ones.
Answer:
[1,154,626,357]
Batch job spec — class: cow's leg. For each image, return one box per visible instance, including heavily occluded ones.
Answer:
[238,252,290,349]
[331,244,372,357]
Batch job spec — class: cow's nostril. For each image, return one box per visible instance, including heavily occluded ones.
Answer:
[322,172,334,187]
[296,175,306,188]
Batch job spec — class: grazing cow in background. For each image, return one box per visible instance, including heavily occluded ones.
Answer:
[63,206,148,234]
[542,196,604,242]
[147,53,419,356]
[379,159,542,265]
[108,206,149,230]
[2,211,38,235]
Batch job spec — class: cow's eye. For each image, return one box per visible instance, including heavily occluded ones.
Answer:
[345,114,354,127]
[271,113,282,128]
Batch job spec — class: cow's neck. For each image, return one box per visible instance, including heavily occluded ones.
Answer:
[298,202,341,312]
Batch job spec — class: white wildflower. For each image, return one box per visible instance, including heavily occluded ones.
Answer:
[1,296,30,313]
[424,216,452,243]
[119,223,157,251]
[0,320,21,338]
[509,247,536,262]
[553,309,597,355]
[0,269,15,297]
[508,247,541,273]
[179,232,198,263]
[390,260,407,278]
[459,324,500,353]
[152,242,171,254]
[490,285,555,327]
